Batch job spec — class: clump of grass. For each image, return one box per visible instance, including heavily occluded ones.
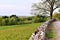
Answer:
[45,23,56,39]
[45,31,55,39]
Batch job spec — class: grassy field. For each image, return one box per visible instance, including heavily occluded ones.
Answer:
[0,23,43,40]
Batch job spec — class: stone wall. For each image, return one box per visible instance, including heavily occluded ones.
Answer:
[29,19,56,40]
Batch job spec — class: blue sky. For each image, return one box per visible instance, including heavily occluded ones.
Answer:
[0,0,40,16]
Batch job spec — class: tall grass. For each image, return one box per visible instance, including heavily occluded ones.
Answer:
[0,23,43,40]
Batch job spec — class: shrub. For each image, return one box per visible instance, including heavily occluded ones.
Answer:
[9,17,17,25]
[53,13,60,19]
[27,17,32,21]
[10,15,18,18]
[4,18,9,25]
[45,31,55,39]
[0,15,47,26]
[2,16,8,19]
[33,16,47,23]
[1,19,6,26]
[0,17,3,26]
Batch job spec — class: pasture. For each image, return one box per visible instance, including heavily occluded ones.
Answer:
[0,23,43,40]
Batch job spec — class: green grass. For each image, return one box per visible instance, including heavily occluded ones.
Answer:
[45,23,56,39]
[46,31,55,39]
[0,23,43,40]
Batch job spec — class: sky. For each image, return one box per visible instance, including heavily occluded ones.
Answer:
[0,0,40,16]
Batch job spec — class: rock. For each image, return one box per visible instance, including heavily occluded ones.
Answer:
[29,19,56,40]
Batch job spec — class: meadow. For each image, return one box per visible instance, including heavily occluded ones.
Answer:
[0,23,43,40]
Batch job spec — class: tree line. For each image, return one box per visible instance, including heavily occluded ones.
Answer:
[0,15,47,26]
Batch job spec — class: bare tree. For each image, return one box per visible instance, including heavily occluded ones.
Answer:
[31,0,60,19]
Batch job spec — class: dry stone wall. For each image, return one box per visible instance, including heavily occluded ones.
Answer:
[29,19,56,40]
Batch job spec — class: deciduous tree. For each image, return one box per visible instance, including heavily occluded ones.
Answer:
[32,0,60,19]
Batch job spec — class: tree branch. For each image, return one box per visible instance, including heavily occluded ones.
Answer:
[53,5,60,10]
[46,0,51,5]
[32,3,50,11]
[33,8,50,11]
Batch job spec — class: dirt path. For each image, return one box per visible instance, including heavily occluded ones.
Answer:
[53,21,60,40]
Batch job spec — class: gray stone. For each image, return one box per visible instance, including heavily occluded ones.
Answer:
[29,19,56,40]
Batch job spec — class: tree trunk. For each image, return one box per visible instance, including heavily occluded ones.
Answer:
[50,10,53,19]
[50,3,53,19]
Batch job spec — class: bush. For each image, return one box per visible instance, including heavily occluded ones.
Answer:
[0,15,47,26]
[4,18,9,25]
[10,15,18,18]
[33,16,47,23]
[27,17,32,21]
[45,31,55,39]
[53,13,60,19]
[2,16,8,19]
[9,17,17,25]
[1,19,6,26]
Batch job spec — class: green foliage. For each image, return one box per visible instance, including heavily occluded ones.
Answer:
[5,18,10,25]
[27,17,32,21]
[0,15,47,26]
[46,23,56,39]
[0,17,3,26]
[2,16,8,19]
[10,15,18,18]
[53,13,60,19]
[45,31,55,39]
[9,17,17,25]
[33,15,47,23]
